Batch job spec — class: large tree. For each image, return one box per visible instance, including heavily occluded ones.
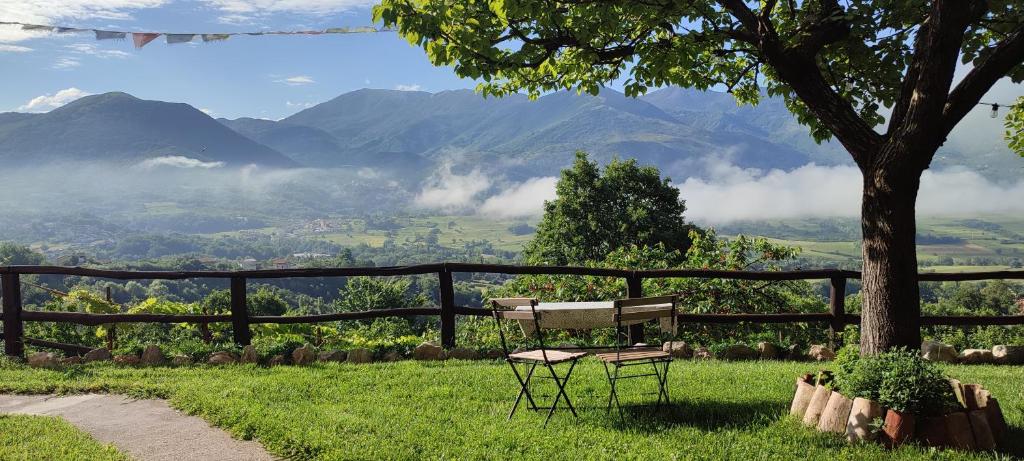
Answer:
[524,151,694,265]
[374,0,1024,355]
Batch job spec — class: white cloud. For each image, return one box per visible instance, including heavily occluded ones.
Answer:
[201,0,375,15]
[199,108,215,116]
[414,166,491,212]
[0,43,32,53]
[677,160,1024,224]
[52,57,81,69]
[0,0,167,23]
[479,177,558,218]
[137,156,225,169]
[394,84,422,92]
[17,87,91,112]
[286,100,314,109]
[65,43,130,58]
[276,75,315,86]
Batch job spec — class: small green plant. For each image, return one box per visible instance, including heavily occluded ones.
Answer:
[835,348,956,417]
[875,349,957,416]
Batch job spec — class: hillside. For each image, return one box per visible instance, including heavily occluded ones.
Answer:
[0,92,296,168]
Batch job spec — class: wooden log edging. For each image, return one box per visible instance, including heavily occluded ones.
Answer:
[789,373,1011,452]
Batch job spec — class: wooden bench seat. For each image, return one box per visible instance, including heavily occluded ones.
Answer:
[595,349,671,363]
[509,349,587,364]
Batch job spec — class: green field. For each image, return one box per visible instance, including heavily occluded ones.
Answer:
[0,359,1020,460]
[308,215,536,252]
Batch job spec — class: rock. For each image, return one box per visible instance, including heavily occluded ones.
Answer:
[446,347,480,360]
[413,342,444,361]
[808,345,836,361]
[83,348,112,363]
[60,356,83,366]
[346,348,372,363]
[382,351,401,362]
[140,345,165,366]
[207,351,237,365]
[719,344,758,361]
[757,342,779,360]
[291,346,316,365]
[921,340,958,363]
[171,355,192,366]
[267,354,287,367]
[239,345,259,364]
[992,345,1024,365]
[662,341,693,359]
[959,349,994,364]
[318,350,347,362]
[113,354,140,366]
[693,347,713,360]
[27,352,60,369]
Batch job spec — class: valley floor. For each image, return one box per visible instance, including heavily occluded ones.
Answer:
[0,359,1020,460]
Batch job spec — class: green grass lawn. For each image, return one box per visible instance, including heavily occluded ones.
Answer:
[0,359,1020,460]
[0,414,129,460]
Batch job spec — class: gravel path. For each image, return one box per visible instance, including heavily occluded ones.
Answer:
[0,394,276,461]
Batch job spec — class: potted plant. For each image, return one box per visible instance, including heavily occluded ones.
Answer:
[873,349,957,446]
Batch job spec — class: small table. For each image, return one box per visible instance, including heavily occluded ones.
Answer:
[516,301,675,336]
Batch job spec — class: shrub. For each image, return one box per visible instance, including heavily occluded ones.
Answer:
[835,348,956,417]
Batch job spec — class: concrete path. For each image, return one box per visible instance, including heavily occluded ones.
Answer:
[0,394,276,461]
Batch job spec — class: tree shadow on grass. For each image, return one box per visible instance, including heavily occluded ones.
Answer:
[582,398,786,432]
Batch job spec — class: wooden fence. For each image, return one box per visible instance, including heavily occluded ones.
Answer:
[2,264,1023,357]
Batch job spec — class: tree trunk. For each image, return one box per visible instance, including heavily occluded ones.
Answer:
[859,165,924,355]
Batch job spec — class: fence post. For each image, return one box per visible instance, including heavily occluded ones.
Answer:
[230,277,251,347]
[828,276,847,348]
[438,267,456,349]
[2,273,24,358]
[626,273,645,345]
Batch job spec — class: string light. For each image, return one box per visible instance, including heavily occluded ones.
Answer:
[979,101,1011,119]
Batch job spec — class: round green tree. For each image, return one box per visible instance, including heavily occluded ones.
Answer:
[523,151,694,265]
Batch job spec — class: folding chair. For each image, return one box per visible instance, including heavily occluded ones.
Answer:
[491,298,587,426]
[595,295,678,422]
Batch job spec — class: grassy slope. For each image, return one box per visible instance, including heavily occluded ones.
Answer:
[0,414,129,461]
[0,360,1020,460]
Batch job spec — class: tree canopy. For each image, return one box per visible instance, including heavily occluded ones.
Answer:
[523,152,694,265]
[375,0,1023,156]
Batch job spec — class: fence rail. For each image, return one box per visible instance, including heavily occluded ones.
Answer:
[2,264,1022,357]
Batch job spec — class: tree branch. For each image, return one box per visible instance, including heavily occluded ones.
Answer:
[943,25,1024,135]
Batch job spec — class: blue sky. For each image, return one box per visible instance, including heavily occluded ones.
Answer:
[0,0,481,119]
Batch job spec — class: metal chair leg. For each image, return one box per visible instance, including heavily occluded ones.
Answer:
[601,361,615,413]
[507,361,538,420]
[542,360,579,427]
[611,364,625,423]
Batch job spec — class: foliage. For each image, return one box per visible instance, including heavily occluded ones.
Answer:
[522,152,694,266]
[0,242,46,265]
[835,348,957,417]
[374,0,1023,143]
[1006,97,1024,156]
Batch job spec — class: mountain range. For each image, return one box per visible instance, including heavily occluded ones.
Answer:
[1,88,1018,182]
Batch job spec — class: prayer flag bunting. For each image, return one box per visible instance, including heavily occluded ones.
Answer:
[166,34,195,44]
[95,30,127,40]
[201,34,230,42]
[132,32,161,48]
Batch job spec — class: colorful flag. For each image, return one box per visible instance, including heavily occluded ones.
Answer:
[94,30,127,40]
[132,32,161,48]
[166,34,195,44]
